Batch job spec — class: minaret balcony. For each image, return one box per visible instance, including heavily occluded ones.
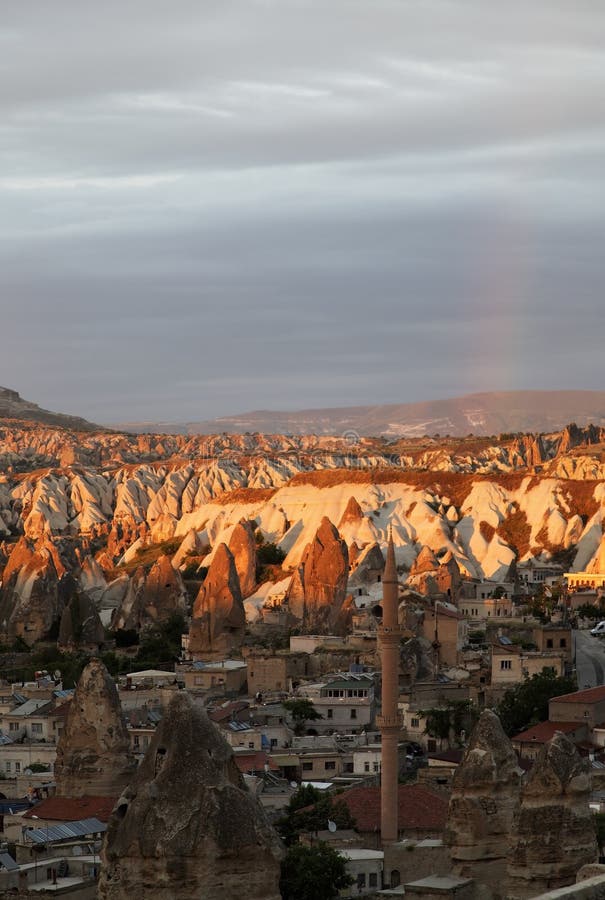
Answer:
[376,713,402,729]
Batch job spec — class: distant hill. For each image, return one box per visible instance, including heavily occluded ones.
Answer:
[117,390,605,438]
[0,387,98,431]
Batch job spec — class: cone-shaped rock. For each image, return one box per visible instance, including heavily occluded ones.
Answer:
[113,555,187,631]
[58,575,105,650]
[54,658,136,797]
[446,709,521,894]
[286,516,349,632]
[338,495,364,528]
[98,692,282,900]
[506,731,598,898]
[0,536,62,643]
[189,543,245,655]
[410,545,440,576]
[228,520,257,598]
[349,541,385,587]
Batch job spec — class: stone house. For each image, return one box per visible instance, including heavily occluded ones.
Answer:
[298,674,376,734]
[458,595,514,620]
[419,605,467,667]
[340,848,384,895]
[511,720,589,760]
[549,685,605,729]
[176,659,247,694]
[298,748,352,780]
[532,624,572,661]
[490,645,566,686]
[244,650,309,696]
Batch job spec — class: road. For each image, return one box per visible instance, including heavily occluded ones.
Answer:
[573,628,605,688]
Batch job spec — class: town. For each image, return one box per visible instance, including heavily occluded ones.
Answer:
[1,482,605,898]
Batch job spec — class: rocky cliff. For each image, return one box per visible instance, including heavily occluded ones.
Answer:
[54,658,136,797]
[98,692,282,900]
[446,709,522,896]
[507,731,598,898]
[2,416,605,641]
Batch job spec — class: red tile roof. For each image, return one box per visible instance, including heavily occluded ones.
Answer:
[551,686,605,704]
[209,701,249,724]
[335,784,447,834]
[512,721,581,744]
[22,796,116,823]
[233,751,278,774]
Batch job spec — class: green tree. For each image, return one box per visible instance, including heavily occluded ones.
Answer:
[280,843,353,900]
[283,699,323,736]
[422,700,478,748]
[276,786,356,846]
[496,669,576,737]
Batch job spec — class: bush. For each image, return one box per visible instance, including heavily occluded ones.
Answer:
[114,629,139,648]
[280,843,353,900]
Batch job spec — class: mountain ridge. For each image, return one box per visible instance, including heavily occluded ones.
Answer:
[0,386,98,432]
[114,390,605,437]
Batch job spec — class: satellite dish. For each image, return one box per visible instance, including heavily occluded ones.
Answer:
[290,782,298,789]
[328,820,337,833]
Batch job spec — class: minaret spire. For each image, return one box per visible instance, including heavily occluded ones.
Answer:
[378,524,403,846]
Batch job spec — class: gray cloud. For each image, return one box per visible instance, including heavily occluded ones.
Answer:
[1,1,604,422]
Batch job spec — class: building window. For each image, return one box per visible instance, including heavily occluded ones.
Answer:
[327,709,333,719]
[357,874,366,890]
[546,639,553,649]
[411,718,420,728]
[369,873,378,888]
[500,660,512,670]
[364,762,370,773]
[5,762,10,773]
[15,762,20,773]
[560,639,567,648]
[302,762,313,772]
[373,762,380,773]
[133,735,140,748]
[270,738,278,748]
[31,723,43,734]
[9,723,19,732]
[325,761,336,771]
[248,742,255,749]
[350,709,357,719]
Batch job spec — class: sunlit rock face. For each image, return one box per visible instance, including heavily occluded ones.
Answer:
[228,519,257,598]
[54,658,136,798]
[98,692,282,900]
[506,731,598,899]
[286,516,349,632]
[188,542,246,656]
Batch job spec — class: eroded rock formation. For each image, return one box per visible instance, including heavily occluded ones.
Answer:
[54,658,136,797]
[506,731,598,898]
[57,575,105,651]
[446,709,521,895]
[286,516,349,632]
[0,536,64,643]
[228,519,257,598]
[98,692,282,900]
[188,543,246,656]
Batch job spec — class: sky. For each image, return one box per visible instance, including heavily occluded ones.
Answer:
[2,1,604,424]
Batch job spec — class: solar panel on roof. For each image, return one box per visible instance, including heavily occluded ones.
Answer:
[25,817,107,844]
[0,853,18,872]
[499,636,513,645]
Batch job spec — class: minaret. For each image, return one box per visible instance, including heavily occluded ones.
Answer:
[377,527,403,844]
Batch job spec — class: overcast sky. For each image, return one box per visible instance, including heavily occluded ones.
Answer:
[2,1,604,423]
